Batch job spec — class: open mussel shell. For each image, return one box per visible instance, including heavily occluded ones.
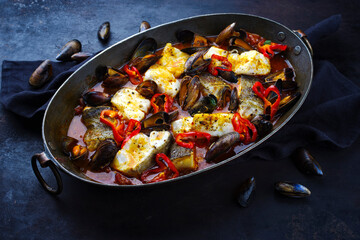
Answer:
[217,87,231,110]
[237,177,256,207]
[251,115,273,139]
[267,79,282,103]
[98,21,110,42]
[277,92,301,115]
[229,36,253,51]
[90,139,118,171]
[131,38,157,61]
[62,136,78,155]
[265,68,295,82]
[141,111,171,129]
[215,22,236,45]
[139,21,151,32]
[182,76,201,110]
[181,47,209,55]
[205,132,240,162]
[184,50,205,73]
[102,68,129,89]
[29,59,52,88]
[275,182,311,198]
[136,80,158,98]
[71,52,92,62]
[188,95,217,116]
[217,68,238,83]
[83,91,112,106]
[176,29,194,43]
[292,148,323,176]
[129,54,161,74]
[56,39,82,61]
[229,87,239,112]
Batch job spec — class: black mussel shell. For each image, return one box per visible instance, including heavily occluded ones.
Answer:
[95,65,108,82]
[181,47,209,55]
[136,80,158,98]
[274,181,311,198]
[292,148,323,176]
[229,36,253,51]
[188,95,217,116]
[130,54,161,74]
[29,59,52,88]
[139,21,151,32]
[62,136,78,155]
[141,111,170,129]
[277,92,301,115]
[183,76,201,110]
[215,22,235,45]
[90,139,118,171]
[56,39,82,61]
[98,21,110,42]
[184,50,206,73]
[267,79,282,103]
[141,125,171,136]
[168,110,179,122]
[83,91,112,106]
[217,87,231,110]
[229,87,239,112]
[251,115,273,139]
[176,29,194,43]
[131,38,157,61]
[178,76,191,107]
[217,68,238,83]
[192,33,208,47]
[71,52,92,62]
[237,177,256,207]
[205,132,240,162]
[102,67,128,89]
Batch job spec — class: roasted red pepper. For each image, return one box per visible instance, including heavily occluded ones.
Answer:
[232,113,257,144]
[100,110,125,144]
[257,40,287,58]
[121,119,141,148]
[208,54,232,76]
[175,131,211,149]
[150,93,173,113]
[124,64,143,85]
[140,153,179,183]
[252,81,281,120]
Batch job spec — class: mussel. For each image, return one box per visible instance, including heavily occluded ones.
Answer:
[62,136,78,156]
[141,111,170,129]
[267,79,282,103]
[228,87,239,112]
[251,115,273,139]
[184,51,211,76]
[136,80,158,98]
[98,21,110,42]
[176,29,194,43]
[83,91,112,106]
[277,92,301,115]
[95,65,108,82]
[131,38,157,61]
[29,59,52,88]
[292,148,323,176]
[265,68,295,82]
[217,87,231,110]
[56,39,82,61]
[274,181,311,198]
[237,177,256,207]
[71,52,92,62]
[139,21,151,32]
[102,67,129,89]
[229,36,253,51]
[90,139,118,171]
[188,95,217,116]
[181,47,209,55]
[205,132,240,162]
[63,137,89,164]
[179,76,201,111]
[129,54,161,74]
[217,68,238,83]
[215,22,236,45]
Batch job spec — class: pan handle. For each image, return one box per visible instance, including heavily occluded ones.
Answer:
[293,30,313,56]
[31,152,63,195]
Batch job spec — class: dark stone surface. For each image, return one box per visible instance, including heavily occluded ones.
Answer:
[1,0,359,239]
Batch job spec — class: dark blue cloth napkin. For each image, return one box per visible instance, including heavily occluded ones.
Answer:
[1,14,358,160]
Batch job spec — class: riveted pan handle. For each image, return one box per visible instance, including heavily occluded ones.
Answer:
[31,152,63,195]
[293,30,313,56]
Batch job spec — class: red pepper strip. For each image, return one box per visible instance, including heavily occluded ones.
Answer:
[232,113,258,144]
[124,64,143,85]
[140,153,179,183]
[121,119,141,148]
[150,93,173,113]
[175,131,211,149]
[100,110,124,144]
[252,81,281,120]
[257,40,287,58]
[208,54,232,76]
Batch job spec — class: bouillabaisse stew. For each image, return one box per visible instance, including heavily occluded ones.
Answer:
[64,23,300,185]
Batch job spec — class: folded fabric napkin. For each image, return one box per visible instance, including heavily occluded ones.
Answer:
[1,14,358,161]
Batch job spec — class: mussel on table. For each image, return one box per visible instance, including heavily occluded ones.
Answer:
[136,80,158,98]
[139,21,151,32]
[228,87,239,112]
[237,177,256,207]
[188,95,217,116]
[90,139,118,171]
[292,148,323,176]
[29,59,52,88]
[83,91,112,106]
[205,132,240,162]
[274,181,311,198]
[71,52,92,62]
[56,39,82,61]
[98,21,110,42]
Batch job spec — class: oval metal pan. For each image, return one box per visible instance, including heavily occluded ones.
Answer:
[42,13,313,188]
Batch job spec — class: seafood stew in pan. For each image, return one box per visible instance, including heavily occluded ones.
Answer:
[64,22,300,185]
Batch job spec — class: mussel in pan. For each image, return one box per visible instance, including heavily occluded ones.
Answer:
[237,177,256,207]
[62,136,78,156]
[205,132,240,162]
[229,36,253,51]
[274,182,311,198]
[136,80,158,98]
[265,68,295,82]
[277,92,301,115]
[98,21,110,43]
[251,115,273,139]
[179,76,201,110]
[217,68,238,83]
[83,91,112,106]
[56,39,82,61]
[129,54,161,74]
[215,22,236,45]
[101,67,129,89]
[188,95,217,116]
[131,38,157,61]
[292,148,323,176]
[228,87,239,112]
[90,139,118,171]
[29,59,52,88]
